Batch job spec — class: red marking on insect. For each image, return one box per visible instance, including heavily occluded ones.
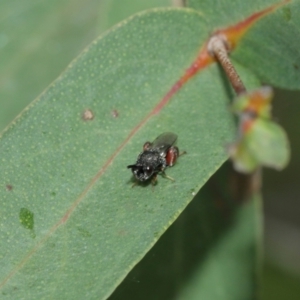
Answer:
[165,146,179,167]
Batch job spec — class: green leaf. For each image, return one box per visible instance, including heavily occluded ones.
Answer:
[229,86,290,173]
[98,0,173,30]
[1,1,298,299]
[248,119,290,170]
[187,0,279,28]
[0,0,171,131]
[229,118,290,173]
[232,0,300,89]
[187,0,300,90]
[177,195,260,300]
[228,139,259,173]
[0,9,244,299]
[231,86,273,119]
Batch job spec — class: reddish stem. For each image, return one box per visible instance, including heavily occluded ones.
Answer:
[208,35,246,95]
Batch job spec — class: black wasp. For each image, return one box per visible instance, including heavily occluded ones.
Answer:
[127,132,184,185]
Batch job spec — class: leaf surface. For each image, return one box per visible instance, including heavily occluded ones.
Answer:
[232,0,300,89]
[188,0,300,89]
[1,1,299,299]
[0,9,239,299]
[0,0,170,131]
[187,0,282,28]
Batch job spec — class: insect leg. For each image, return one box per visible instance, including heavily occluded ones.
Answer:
[143,142,152,150]
[131,181,138,188]
[179,150,187,156]
[151,174,158,187]
[161,171,175,182]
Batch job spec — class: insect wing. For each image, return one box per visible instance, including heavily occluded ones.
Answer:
[150,132,177,156]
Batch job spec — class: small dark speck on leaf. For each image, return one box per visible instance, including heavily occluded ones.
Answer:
[82,109,94,121]
[293,63,299,70]
[19,208,34,230]
[6,184,13,191]
[111,109,119,118]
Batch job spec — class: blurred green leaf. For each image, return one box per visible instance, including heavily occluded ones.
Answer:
[231,86,273,119]
[177,195,259,300]
[98,0,173,30]
[229,87,290,173]
[248,119,290,169]
[0,0,170,131]
[262,263,300,300]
